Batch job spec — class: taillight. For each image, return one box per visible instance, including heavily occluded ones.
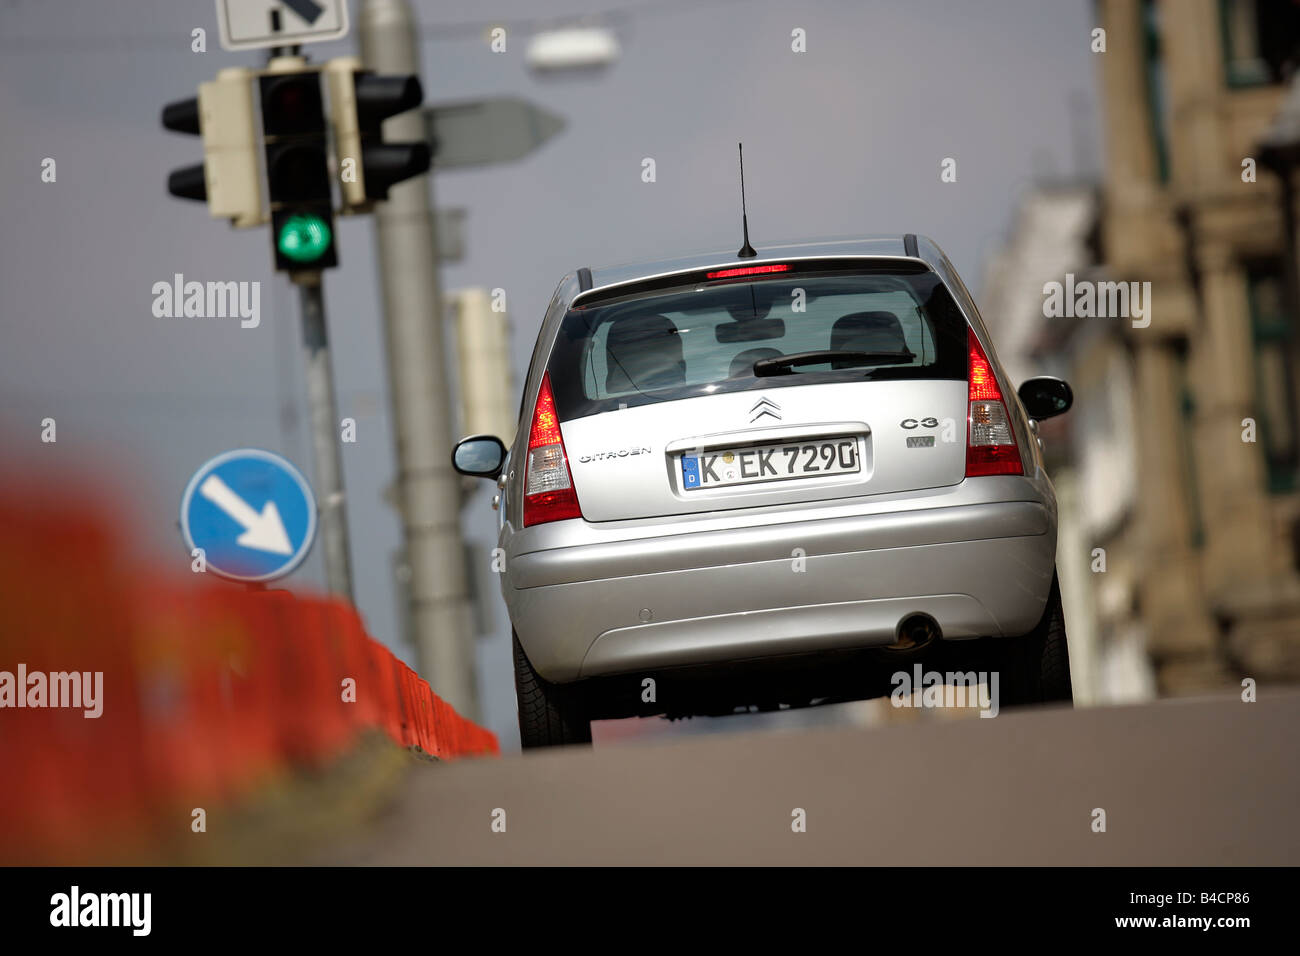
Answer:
[965,328,1023,477]
[523,372,583,526]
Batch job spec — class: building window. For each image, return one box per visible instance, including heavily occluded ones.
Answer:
[1245,262,1300,493]
[1219,0,1300,87]
[1141,0,1172,184]
[1171,342,1205,548]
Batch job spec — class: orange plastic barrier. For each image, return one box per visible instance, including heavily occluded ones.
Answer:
[0,474,497,862]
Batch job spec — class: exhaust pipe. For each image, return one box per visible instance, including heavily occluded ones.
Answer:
[889,613,942,651]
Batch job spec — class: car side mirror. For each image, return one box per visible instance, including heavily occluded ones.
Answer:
[452,435,507,479]
[1017,377,1073,420]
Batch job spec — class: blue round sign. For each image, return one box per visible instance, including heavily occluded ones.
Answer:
[180,448,317,582]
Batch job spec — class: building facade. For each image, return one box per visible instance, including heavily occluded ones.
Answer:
[1091,0,1300,692]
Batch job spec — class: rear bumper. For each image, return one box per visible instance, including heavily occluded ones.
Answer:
[506,498,1056,683]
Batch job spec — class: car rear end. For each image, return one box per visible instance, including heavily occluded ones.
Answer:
[503,249,1057,689]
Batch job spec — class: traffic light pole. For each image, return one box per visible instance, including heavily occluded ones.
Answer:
[360,0,479,721]
[296,272,354,600]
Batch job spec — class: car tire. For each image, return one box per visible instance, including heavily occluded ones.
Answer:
[513,631,593,749]
[994,571,1073,708]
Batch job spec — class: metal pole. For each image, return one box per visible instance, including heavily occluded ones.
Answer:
[297,273,354,600]
[360,0,479,720]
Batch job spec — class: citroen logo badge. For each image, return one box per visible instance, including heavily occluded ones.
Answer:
[749,396,781,422]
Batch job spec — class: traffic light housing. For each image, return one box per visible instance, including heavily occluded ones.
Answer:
[161,67,264,228]
[161,57,430,271]
[261,64,337,272]
[325,57,431,212]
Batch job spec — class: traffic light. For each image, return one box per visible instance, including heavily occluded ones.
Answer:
[161,67,264,228]
[261,63,337,272]
[161,57,430,271]
[325,57,431,212]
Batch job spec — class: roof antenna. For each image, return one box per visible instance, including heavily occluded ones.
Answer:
[736,143,757,258]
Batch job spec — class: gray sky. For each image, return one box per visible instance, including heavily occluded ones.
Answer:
[0,0,1099,747]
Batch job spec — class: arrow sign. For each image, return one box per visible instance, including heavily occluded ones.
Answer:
[215,0,349,52]
[181,448,316,582]
[424,98,566,170]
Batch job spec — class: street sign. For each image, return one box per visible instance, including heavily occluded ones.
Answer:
[424,98,566,170]
[180,448,317,582]
[215,0,349,52]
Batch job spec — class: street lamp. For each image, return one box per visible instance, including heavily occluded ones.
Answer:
[525,26,621,74]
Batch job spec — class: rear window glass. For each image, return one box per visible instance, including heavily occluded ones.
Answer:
[547,266,968,418]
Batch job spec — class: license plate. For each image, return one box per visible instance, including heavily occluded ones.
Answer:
[680,438,860,490]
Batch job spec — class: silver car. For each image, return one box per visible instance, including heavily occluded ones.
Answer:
[454,237,1074,748]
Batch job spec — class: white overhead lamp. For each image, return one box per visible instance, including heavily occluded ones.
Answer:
[526,26,621,74]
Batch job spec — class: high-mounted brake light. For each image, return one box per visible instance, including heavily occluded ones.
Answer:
[705,263,791,280]
[965,328,1023,477]
[523,372,583,526]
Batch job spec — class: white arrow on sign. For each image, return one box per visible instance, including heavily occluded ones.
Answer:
[199,474,293,555]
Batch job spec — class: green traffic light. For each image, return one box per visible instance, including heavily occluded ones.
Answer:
[277,214,333,264]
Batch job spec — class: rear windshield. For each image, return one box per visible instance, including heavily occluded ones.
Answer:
[547,266,968,418]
